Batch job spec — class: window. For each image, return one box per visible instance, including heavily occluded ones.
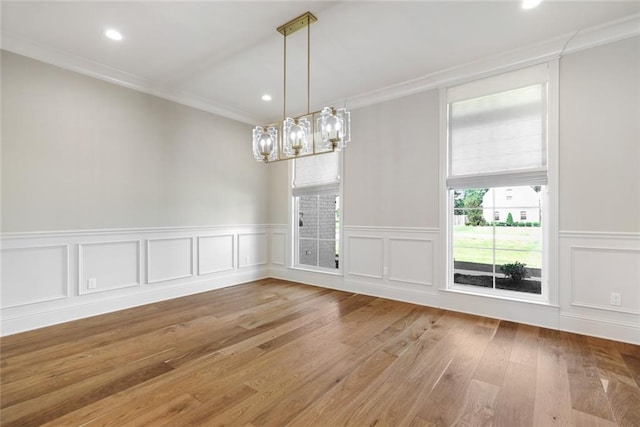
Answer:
[446,64,550,297]
[293,151,341,272]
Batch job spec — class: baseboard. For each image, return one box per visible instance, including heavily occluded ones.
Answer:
[344,279,559,330]
[1,268,269,336]
[559,312,640,345]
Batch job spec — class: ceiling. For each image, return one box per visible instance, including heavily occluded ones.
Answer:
[2,1,639,124]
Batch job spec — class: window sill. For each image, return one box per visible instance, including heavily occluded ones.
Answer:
[288,265,342,276]
[442,284,557,308]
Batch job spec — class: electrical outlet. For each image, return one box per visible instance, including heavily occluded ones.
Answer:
[610,292,621,306]
[383,266,389,276]
[88,278,97,289]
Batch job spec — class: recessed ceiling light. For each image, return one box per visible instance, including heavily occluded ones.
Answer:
[105,29,123,41]
[522,0,542,10]
[261,94,272,101]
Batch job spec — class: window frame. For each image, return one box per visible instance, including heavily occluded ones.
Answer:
[290,151,344,275]
[293,193,341,274]
[439,61,559,305]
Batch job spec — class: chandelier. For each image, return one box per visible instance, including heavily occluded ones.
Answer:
[252,12,351,163]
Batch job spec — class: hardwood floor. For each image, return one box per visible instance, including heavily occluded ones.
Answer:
[1,278,639,426]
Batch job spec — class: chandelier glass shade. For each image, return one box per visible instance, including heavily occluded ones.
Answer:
[252,12,351,163]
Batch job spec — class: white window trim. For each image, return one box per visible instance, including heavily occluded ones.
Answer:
[289,151,344,276]
[438,60,559,306]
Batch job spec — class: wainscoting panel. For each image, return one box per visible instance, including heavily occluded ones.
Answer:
[198,235,234,275]
[388,238,434,286]
[1,245,69,308]
[238,233,267,268]
[1,225,269,336]
[571,246,640,314]
[270,232,286,266]
[79,240,141,295]
[346,235,384,279]
[559,231,640,344]
[147,237,194,284]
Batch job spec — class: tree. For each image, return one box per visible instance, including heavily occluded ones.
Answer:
[506,212,514,226]
[462,189,488,226]
[453,190,465,215]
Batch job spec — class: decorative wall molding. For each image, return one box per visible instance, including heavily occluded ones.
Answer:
[388,237,434,286]
[4,13,637,126]
[343,225,439,234]
[238,232,268,268]
[1,244,70,308]
[78,240,141,295]
[570,246,640,315]
[1,32,260,125]
[197,234,234,275]
[346,235,384,279]
[146,237,194,284]
[559,231,640,344]
[1,225,270,336]
[332,15,640,112]
[270,232,286,266]
[0,223,272,239]
[3,224,639,344]
[559,230,640,239]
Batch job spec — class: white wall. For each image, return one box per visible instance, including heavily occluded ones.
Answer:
[1,51,271,335]
[267,161,289,225]
[1,51,269,232]
[559,36,640,232]
[271,37,640,344]
[556,37,640,342]
[344,91,440,228]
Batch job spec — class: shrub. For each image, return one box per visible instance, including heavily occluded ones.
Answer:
[506,212,514,226]
[496,222,506,227]
[525,222,532,227]
[518,222,525,227]
[533,222,540,227]
[500,262,529,283]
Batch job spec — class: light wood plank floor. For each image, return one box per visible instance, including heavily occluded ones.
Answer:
[1,279,639,426]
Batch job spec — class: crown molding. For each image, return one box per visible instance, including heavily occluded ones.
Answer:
[334,14,640,112]
[0,32,261,125]
[2,14,638,122]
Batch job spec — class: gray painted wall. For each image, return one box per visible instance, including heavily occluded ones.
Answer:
[3,36,638,234]
[344,90,441,228]
[559,36,640,232]
[1,51,269,232]
[286,37,637,233]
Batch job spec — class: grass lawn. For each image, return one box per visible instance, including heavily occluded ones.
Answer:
[453,225,542,268]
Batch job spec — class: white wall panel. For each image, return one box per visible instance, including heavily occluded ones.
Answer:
[79,240,140,295]
[198,235,234,275]
[147,237,193,284]
[1,225,270,336]
[558,231,640,344]
[571,247,640,314]
[271,232,286,266]
[1,245,68,308]
[238,233,267,268]
[347,236,384,279]
[389,238,433,286]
